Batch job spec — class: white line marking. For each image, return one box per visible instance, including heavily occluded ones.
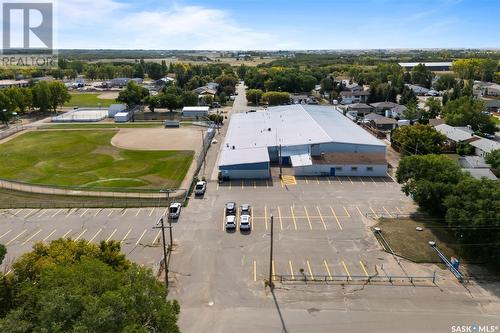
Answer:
[152,230,161,245]
[88,228,102,243]
[80,208,89,217]
[121,229,132,244]
[135,208,142,217]
[42,229,57,242]
[21,229,42,245]
[135,229,147,246]
[52,209,63,218]
[74,229,87,241]
[6,229,27,245]
[106,229,117,242]
[149,208,155,217]
[0,230,12,240]
[95,208,103,216]
[62,229,73,238]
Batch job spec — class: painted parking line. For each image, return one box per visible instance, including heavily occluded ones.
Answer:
[253,261,257,282]
[342,260,352,281]
[327,177,332,184]
[21,229,42,246]
[272,260,276,281]
[74,229,87,241]
[121,209,128,216]
[62,229,73,238]
[107,209,116,217]
[42,229,57,242]
[241,180,244,189]
[135,229,147,246]
[343,206,351,218]
[66,208,77,217]
[316,206,328,231]
[162,207,168,217]
[135,208,142,217]
[95,208,103,217]
[36,210,48,218]
[359,177,365,185]
[289,260,295,280]
[222,207,226,231]
[52,209,63,218]
[315,177,320,184]
[369,206,378,218]
[80,208,89,217]
[330,206,343,230]
[290,206,297,231]
[149,208,155,217]
[264,205,268,231]
[359,261,369,277]
[0,230,12,240]
[151,230,161,245]
[336,177,343,185]
[13,209,23,216]
[304,176,309,185]
[324,260,333,281]
[277,206,283,231]
[356,206,364,218]
[23,209,38,219]
[304,206,313,230]
[383,206,394,218]
[369,177,377,185]
[396,207,404,214]
[306,260,314,280]
[347,176,354,185]
[121,229,132,244]
[6,229,27,245]
[106,229,117,242]
[386,173,396,183]
[88,228,102,243]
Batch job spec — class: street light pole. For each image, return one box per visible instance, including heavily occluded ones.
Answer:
[268,215,274,289]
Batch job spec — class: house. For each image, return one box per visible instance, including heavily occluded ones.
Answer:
[474,82,500,97]
[398,62,452,71]
[482,99,500,113]
[369,101,399,115]
[405,84,429,95]
[434,124,477,151]
[218,105,387,180]
[469,138,500,157]
[347,103,374,117]
[345,83,363,92]
[155,77,175,87]
[340,90,370,104]
[390,104,407,119]
[363,113,398,131]
[459,155,497,180]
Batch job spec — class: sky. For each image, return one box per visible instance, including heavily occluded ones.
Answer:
[9,0,500,50]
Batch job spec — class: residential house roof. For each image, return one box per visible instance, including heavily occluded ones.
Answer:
[458,156,490,169]
[469,138,500,153]
[341,90,370,97]
[370,101,398,109]
[435,124,475,142]
[347,103,373,110]
[364,113,398,125]
[462,168,497,180]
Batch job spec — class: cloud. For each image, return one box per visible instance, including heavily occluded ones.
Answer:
[55,0,283,50]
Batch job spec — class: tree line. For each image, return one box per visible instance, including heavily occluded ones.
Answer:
[0,81,70,125]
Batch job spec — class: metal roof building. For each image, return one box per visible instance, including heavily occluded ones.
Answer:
[398,62,452,71]
[218,105,387,180]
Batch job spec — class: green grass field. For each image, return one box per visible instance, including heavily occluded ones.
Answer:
[64,93,116,107]
[40,123,164,129]
[0,130,193,189]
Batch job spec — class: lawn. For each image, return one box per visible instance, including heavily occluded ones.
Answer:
[375,217,460,263]
[0,130,193,190]
[64,93,116,108]
[491,116,500,125]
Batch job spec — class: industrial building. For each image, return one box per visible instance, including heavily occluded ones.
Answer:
[182,106,209,117]
[218,105,387,180]
[398,62,452,71]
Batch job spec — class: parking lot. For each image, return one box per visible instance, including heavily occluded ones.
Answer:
[0,206,173,271]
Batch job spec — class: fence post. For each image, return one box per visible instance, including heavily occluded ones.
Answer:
[432,271,436,284]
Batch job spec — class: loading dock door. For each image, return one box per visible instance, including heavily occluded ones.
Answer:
[281,156,291,166]
[330,168,336,176]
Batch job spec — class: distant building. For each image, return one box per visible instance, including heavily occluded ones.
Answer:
[434,124,477,151]
[482,99,500,113]
[390,104,407,119]
[398,62,452,71]
[0,79,29,89]
[370,101,399,114]
[182,106,209,117]
[469,138,500,157]
[363,113,398,131]
[340,90,370,104]
[347,103,374,117]
[405,84,429,95]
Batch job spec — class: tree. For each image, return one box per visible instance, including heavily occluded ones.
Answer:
[399,85,417,106]
[247,89,263,105]
[443,178,500,261]
[452,58,498,81]
[180,91,198,107]
[402,101,424,122]
[442,96,496,134]
[161,93,181,111]
[434,74,456,91]
[262,91,290,106]
[31,81,51,113]
[456,141,475,156]
[117,81,149,108]
[410,64,433,88]
[146,62,165,80]
[144,95,160,112]
[485,149,500,175]
[424,96,442,119]
[47,81,71,113]
[396,154,464,214]
[0,241,180,332]
[0,244,5,265]
[391,124,446,156]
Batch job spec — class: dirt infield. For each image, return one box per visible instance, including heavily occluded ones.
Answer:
[111,127,202,153]
[98,91,120,99]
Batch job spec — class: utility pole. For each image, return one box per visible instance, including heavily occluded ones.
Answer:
[154,217,170,290]
[268,215,274,289]
[160,189,174,251]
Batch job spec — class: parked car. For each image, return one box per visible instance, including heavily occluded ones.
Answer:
[194,181,207,196]
[225,215,237,230]
[225,202,236,216]
[426,90,439,96]
[169,203,182,219]
[239,214,251,231]
[241,204,251,216]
